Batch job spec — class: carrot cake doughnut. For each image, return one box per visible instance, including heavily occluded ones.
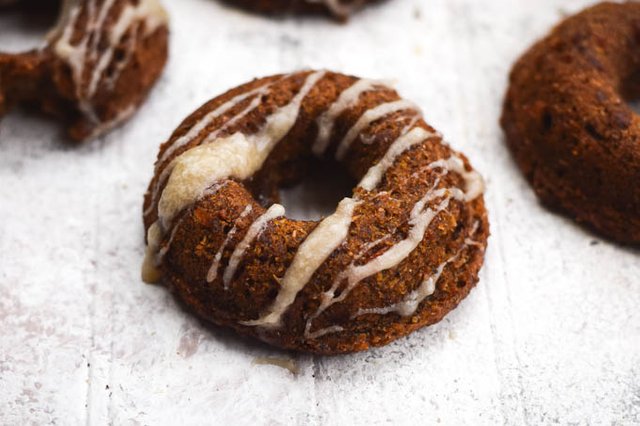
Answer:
[142,70,489,354]
[501,2,640,244]
[221,0,380,21]
[0,0,169,141]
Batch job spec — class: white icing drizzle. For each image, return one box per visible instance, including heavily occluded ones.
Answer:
[143,82,276,218]
[156,71,325,230]
[312,78,385,156]
[340,188,460,291]
[354,256,445,318]
[143,71,325,282]
[141,182,229,284]
[156,133,264,228]
[428,156,485,201]
[141,71,486,337]
[53,0,167,125]
[358,127,436,191]
[305,324,344,340]
[360,113,420,146]
[303,157,484,338]
[223,204,286,287]
[158,82,275,167]
[241,197,360,328]
[81,104,135,141]
[353,234,392,261]
[303,179,446,337]
[353,221,483,319]
[241,94,482,333]
[141,221,163,283]
[207,204,253,286]
[335,99,420,160]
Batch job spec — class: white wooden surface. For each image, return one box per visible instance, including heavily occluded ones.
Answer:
[1,0,639,424]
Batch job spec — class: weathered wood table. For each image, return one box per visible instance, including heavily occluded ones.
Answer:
[1,0,638,424]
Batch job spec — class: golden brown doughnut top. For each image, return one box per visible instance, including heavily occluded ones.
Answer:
[143,70,489,353]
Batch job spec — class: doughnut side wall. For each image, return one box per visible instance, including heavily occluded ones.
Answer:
[501,2,640,244]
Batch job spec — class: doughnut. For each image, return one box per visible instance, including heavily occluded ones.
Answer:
[501,2,640,244]
[142,70,489,354]
[0,0,169,141]
[220,0,380,21]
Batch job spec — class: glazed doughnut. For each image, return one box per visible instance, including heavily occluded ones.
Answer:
[0,0,169,141]
[501,2,640,244]
[142,70,489,354]
[221,0,380,20]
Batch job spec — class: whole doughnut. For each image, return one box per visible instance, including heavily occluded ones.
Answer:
[501,2,640,244]
[142,70,489,354]
[0,0,169,140]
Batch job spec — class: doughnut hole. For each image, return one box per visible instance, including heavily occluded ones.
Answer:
[0,1,60,53]
[277,158,356,221]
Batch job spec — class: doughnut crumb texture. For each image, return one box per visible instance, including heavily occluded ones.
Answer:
[143,70,489,354]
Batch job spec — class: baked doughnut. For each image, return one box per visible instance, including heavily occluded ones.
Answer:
[220,0,380,21]
[0,0,169,141]
[501,2,640,244]
[142,70,489,354]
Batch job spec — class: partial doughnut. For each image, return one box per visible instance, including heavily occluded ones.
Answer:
[0,0,169,140]
[501,2,640,244]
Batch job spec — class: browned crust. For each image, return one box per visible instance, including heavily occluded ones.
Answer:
[501,2,640,244]
[0,0,169,141]
[144,71,489,354]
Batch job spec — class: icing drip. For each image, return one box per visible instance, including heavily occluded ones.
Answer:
[353,235,392,261]
[141,70,486,338]
[241,198,360,328]
[303,157,484,338]
[81,104,135,141]
[141,182,229,284]
[144,82,276,218]
[207,204,253,286]
[53,0,167,124]
[360,113,420,146]
[312,78,386,156]
[141,221,163,283]
[358,127,436,191]
[303,179,448,337]
[335,99,420,160]
[156,71,325,230]
[223,204,285,287]
[353,257,446,319]
[157,82,275,167]
[142,71,325,282]
[305,324,344,340]
[353,221,483,319]
[428,156,485,201]
[157,133,265,228]
[243,114,482,333]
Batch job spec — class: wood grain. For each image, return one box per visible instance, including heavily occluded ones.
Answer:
[0,0,638,424]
